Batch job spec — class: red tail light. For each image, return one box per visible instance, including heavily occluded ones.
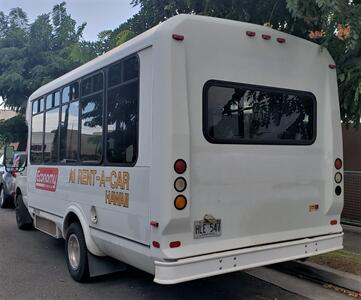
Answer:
[150,221,159,228]
[335,158,342,170]
[172,34,184,41]
[246,31,256,37]
[174,159,187,174]
[169,241,181,248]
[152,241,160,248]
[330,220,338,225]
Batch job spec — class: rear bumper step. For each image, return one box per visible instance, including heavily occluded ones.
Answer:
[154,233,343,284]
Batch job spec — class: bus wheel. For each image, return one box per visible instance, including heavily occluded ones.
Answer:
[65,222,89,282]
[15,193,33,230]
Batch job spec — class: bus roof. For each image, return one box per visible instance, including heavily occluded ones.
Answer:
[28,14,326,102]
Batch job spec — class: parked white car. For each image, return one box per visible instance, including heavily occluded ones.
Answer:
[0,154,16,208]
[13,152,33,229]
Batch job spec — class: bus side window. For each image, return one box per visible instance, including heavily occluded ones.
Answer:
[106,56,139,165]
[30,109,44,164]
[44,107,59,163]
[60,83,79,163]
[80,73,103,163]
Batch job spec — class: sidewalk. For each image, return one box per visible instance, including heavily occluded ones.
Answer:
[343,224,361,254]
[287,224,361,294]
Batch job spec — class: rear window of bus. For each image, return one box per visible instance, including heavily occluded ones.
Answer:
[203,81,316,145]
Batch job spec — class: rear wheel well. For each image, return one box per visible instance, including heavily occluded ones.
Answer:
[63,212,81,236]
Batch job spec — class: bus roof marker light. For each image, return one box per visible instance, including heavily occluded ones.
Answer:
[277,37,286,43]
[246,31,256,37]
[329,64,336,69]
[172,34,184,41]
[262,34,271,40]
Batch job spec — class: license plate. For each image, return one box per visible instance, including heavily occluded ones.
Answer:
[194,219,222,239]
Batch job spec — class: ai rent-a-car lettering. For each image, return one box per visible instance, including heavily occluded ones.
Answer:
[68,169,129,208]
[35,168,59,192]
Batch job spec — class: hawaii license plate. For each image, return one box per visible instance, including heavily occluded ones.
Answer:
[194,219,222,239]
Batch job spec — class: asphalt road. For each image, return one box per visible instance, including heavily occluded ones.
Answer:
[0,208,344,300]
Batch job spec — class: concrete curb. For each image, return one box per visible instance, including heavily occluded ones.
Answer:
[273,261,361,293]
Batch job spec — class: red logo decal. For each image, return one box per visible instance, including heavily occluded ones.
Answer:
[35,168,59,192]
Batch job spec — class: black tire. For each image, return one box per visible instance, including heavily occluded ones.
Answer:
[0,184,10,208]
[65,222,89,282]
[15,193,33,230]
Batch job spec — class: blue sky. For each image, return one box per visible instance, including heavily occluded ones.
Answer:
[0,0,139,41]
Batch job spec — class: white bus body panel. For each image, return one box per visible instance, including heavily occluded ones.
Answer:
[26,15,343,283]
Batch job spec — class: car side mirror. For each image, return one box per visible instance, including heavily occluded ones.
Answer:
[4,145,14,166]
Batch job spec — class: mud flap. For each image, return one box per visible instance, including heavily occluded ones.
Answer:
[87,252,127,277]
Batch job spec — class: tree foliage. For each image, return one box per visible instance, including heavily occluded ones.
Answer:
[118,0,360,124]
[0,2,85,113]
[0,2,86,144]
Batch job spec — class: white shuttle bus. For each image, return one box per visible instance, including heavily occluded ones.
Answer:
[20,15,344,284]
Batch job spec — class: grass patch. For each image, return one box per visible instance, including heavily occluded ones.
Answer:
[309,250,361,276]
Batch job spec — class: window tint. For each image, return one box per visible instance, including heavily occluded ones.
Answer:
[44,108,59,163]
[62,86,70,103]
[81,77,92,96]
[204,82,316,144]
[54,91,60,106]
[81,93,103,162]
[46,94,52,110]
[59,101,79,163]
[62,83,79,104]
[108,62,122,87]
[32,100,38,114]
[123,57,138,81]
[39,98,44,112]
[81,73,103,97]
[93,73,103,92]
[107,80,138,164]
[30,113,44,163]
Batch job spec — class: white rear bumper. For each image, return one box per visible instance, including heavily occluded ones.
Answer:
[154,232,343,284]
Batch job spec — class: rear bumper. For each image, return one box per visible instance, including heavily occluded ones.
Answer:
[154,232,343,284]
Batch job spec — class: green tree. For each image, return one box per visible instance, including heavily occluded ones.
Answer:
[124,0,361,124]
[0,3,88,144]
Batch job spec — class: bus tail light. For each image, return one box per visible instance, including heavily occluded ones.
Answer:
[335,158,342,170]
[169,241,181,248]
[172,34,184,41]
[174,195,187,210]
[334,172,342,184]
[174,159,187,174]
[330,219,338,225]
[152,241,160,248]
[174,177,187,192]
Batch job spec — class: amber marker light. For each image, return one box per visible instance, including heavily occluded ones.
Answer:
[174,195,187,210]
